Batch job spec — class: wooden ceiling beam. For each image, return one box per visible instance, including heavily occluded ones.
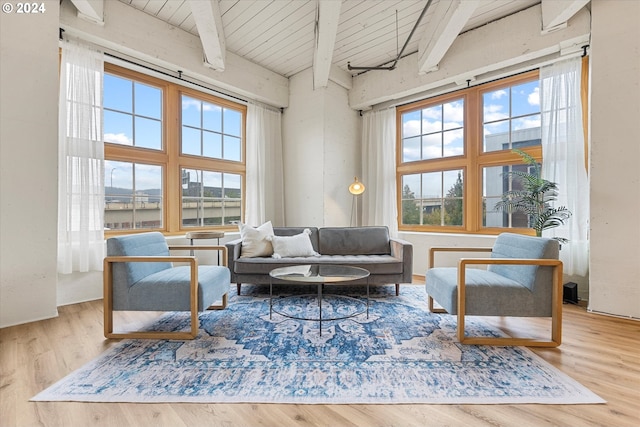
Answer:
[313,0,342,89]
[417,0,479,74]
[188,0,226,71]
[69,0,103,24]
[541,0,590,33]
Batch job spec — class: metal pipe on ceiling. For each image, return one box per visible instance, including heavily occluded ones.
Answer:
[347,0,433,72]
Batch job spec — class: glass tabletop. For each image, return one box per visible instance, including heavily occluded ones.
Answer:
[269,264,370,283]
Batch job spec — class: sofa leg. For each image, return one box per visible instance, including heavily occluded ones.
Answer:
[237,283,241,295]
[395,284,400,296]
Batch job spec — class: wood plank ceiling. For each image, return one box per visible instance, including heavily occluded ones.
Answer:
[115,0,550,79]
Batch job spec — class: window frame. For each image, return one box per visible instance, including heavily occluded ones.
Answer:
[104,63,247,236]
[396,70,541,235]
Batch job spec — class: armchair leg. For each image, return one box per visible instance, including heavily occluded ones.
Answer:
[237,283,242,295]
[459,335,561,347]
[105,330,198,340]
[427,295,447,313]
[104,305,199,340]
[104,293,228,340]
[208,293,228,310]
[104,296,200,340]
[395,284,400,296]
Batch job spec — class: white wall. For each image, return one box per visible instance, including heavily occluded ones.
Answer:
[282,69,325,227]
[322,76,361,227]
[401,232,497,274]
[0,2,60,327]
[282,68,360,227]
[588,0,640,318]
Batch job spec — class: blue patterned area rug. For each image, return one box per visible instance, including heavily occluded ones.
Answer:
[32,285,604,404]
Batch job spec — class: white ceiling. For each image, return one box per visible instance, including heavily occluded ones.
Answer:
[116,0,542,78]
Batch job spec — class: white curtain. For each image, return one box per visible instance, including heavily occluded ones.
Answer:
[57,41,105,274]
[540,57,589,276]
[362,108,398,237]
[245,103,284,226]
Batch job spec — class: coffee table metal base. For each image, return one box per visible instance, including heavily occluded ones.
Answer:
[268,265,371,336]
[269,283,369,336]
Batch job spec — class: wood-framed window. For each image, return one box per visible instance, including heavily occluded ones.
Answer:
[397,70,541,235]
[103,63,246,235]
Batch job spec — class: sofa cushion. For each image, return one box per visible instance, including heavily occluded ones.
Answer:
[233,254,402,275]
[127,265,230,311]
[426,267,538,316]
[268,229,319,259]
[239,221,274,258]
[318,227,391,255]
[274,227,320,252]
[312,254,402,274]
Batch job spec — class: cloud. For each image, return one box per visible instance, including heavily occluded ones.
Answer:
[401,132,463,161]
[182,98,221,112]
[513,116,541,131]
[402,146,421,162]
[404,99,464,136]
[104,161,162,191]
[422,144,441,159]
[483,104,508,122]
[528,87,540,106]
[421,119,441,133]
[134,164,162,190]
[483,121,507,136]
[491,89,508,99]
[421,107,441,120]
[443,129,463,151]
[105,133,132,145]
[403,119,421,137]
[443,101,464,123]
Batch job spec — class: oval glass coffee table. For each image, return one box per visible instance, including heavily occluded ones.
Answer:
[269,265,370,336]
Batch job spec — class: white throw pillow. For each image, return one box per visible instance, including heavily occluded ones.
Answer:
[239,221,274,258]
[267,229,319,259]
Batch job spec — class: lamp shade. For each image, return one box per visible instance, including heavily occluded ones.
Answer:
[348,177,365,195]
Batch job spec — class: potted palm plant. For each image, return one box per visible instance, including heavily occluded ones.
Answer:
[495,149,572,243]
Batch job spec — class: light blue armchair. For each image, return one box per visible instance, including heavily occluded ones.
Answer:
[425,233,563,347]
[104,232,230,339]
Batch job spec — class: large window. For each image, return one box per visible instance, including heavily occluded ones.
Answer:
[397,70,541,234]
[104,64,246,234]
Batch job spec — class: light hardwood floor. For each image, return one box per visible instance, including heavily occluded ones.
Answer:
[1,283,639,427]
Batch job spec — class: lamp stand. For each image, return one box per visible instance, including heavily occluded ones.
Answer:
[348,176,365,227]
[350,195,358,227]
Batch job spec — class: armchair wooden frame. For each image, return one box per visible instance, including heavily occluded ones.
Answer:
[428,246,564,347]
[104,245,228,340]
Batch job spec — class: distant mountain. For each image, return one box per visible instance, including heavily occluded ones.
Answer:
[105,187,162,203]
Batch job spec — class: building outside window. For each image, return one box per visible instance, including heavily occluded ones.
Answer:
[397,70,541,234]
[103,63,246,234]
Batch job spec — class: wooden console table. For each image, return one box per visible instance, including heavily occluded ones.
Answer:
[186,231,225,263]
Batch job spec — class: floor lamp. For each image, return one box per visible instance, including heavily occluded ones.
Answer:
[349,177,365,227]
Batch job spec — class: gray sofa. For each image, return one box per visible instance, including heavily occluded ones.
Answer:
[226,226,413,295]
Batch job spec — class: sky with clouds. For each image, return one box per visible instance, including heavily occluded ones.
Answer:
[103,74,242,191]
[401,80,540,199]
